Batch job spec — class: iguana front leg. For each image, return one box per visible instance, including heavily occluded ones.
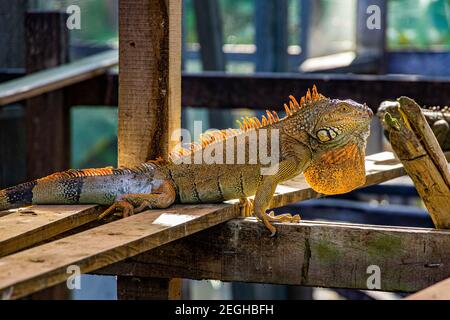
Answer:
[253,158,309,236]
[98,180,176,220]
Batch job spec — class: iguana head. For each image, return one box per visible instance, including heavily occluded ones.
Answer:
[311,98,372,150]
[302,94,372,195]
[280,86,372,195]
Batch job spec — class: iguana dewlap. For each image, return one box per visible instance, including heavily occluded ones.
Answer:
[0,86,372,235]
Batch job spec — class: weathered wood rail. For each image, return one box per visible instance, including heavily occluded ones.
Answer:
[0,50,118,107]
[97,219,450,293]
[2,61,450,112]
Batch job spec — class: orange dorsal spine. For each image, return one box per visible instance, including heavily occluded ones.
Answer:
[169,85,325,162]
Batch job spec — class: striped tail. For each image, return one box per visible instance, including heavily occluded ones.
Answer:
[0,164,160,212]
[0,180,37,211]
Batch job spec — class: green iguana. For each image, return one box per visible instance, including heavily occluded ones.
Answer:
[422,106,450,151]
[0,86,373,235]
[378,102,450,151]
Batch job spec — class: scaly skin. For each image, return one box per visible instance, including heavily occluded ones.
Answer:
[422,106,450,151]
[378,103,450,151]
[0,87,373,235]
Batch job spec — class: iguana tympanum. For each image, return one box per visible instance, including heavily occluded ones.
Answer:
[0,86,373,235]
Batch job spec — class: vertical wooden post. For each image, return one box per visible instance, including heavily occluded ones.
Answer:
[0,0,26,68]
[24,11,71,300]
[0,0,27,188]
[193,0,225,71]
[117,0,182,299]
[192,0,231,131]
[255,0,288,72]
[25,11,70,180]
[118,0,181,166]
[117,277,181,300]
[356,0,387,73]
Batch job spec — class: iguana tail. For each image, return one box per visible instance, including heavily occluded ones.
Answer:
[0,180,37,211]
[0,164,161,212]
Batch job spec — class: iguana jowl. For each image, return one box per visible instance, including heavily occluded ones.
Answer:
[0,86,373,235]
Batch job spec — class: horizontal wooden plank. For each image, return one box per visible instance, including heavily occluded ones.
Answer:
[67,72,450,111]
[0,50,118,106]
[5,68,450,111]
[0,205,101,257]
[97,218,450,293]
[0,204,239,299]
[406,277,450,300]
[181,72,450,112]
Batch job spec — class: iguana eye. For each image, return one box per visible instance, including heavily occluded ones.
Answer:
[338,104,349,112]
[317,128,338,142]
[317,129,331,142]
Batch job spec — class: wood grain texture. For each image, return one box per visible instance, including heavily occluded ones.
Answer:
[117,0,182,300]
[0,204,238,300]
[0,0,26,68]
[118,0,181,166]
[380,98,450,228]
[117,276,182,300]
[0,50,118,106]
[0,205,100,257]
[97,218,450,293]
[25,12,70,180]
[406,277,450,300]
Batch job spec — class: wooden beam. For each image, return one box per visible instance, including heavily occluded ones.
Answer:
[0,205,100,257]
[355,0,387,74]
[0,1,27,190]
[0,204,239,300]
[379,97,450,228]
[117,276,182,300]
[0,50,118,106]
[192,0,226,71]
[97,218,450,293]
[406,277,450,300]
[25,11,70,180]
[118,0,181,166]
[255,0,288,72]
[117,0,182,300]
[6,71,450,112]
[0,0,26,68]
[180,72,450,112]
[0,106,26,188]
